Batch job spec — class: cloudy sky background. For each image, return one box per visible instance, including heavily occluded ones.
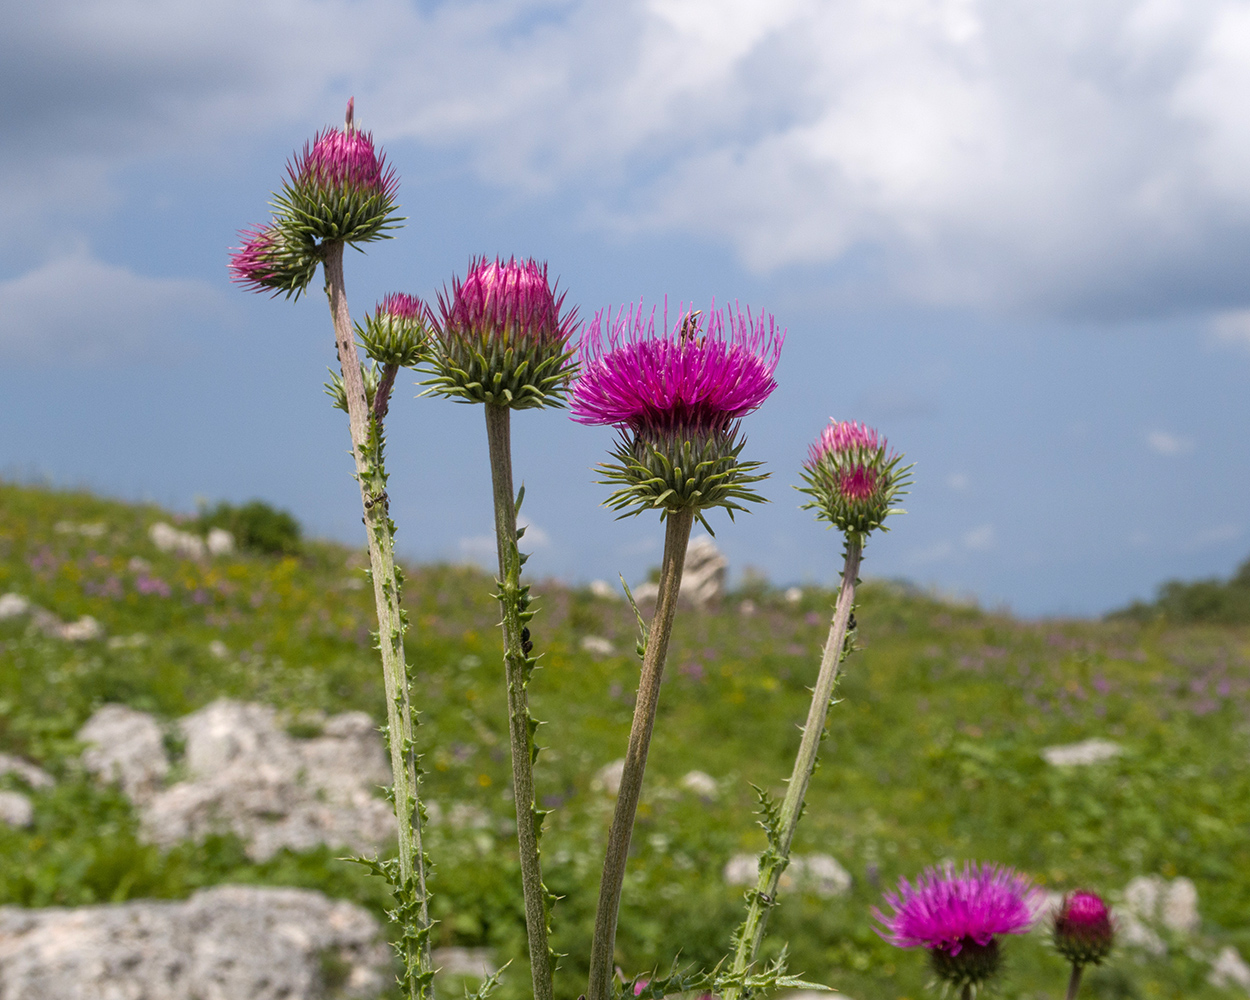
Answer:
[3,0,1250,615]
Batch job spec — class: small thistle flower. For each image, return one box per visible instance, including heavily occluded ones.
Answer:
[875,862,1038,995]
[799,419,911,537]
[359,293,429,368]
[228,224,318,299]
[427,256,579,409]
[272,119,401,247]
[1054,891,1114,967]
[569,302,782,524]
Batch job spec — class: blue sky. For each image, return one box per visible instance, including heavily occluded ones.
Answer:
[2,0,1249,616]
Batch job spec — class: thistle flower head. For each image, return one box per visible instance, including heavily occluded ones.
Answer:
[359,293,429,368]
[569,301,783,524]
[427,256,579,409]
[228,223,318,299]
[875,862,1038,994]
[799,419,911,538]
[1053,891,1114,967]
[271,102,402,249]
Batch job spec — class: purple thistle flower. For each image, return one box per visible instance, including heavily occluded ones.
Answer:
[1053,890,1114,967]
[800,418,910,537]
[569,301,782,436]
[379,292,425,323]
[288,126,397,202]
[428,256,578,409]
[228,225,281,293]
[876,863,1037,980]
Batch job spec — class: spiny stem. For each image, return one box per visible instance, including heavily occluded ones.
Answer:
[722,533,863,1000]
[484,403,554,1000]
[324,241,431,994]
[1065,963,1085,1000]
[588,507,696,1000]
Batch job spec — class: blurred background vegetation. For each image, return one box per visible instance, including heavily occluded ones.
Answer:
[0,481,1247,1000]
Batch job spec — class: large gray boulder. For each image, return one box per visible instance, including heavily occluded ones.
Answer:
[0,885,390,1000]
[78,704,169,804]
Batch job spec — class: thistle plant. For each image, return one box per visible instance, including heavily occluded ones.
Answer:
[722,420,909,998]
[229,101,434,999]
[876,862,1040,999]
[1053,891,1115,999]
[427,256,579,1000]
[569,301,782,1000]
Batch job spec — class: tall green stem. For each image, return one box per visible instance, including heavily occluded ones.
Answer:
[588,507,696,1000]
[723,533,862,1000]
[484,404,554,1000]
[324,241,432,995]
[1065,963,1085,1000]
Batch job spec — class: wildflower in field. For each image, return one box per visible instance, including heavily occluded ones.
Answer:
[876,862,1037,995]
[427,256,578,408]
[1054,890,1113,998]
[569,301,782,522]
[799,419,910,537]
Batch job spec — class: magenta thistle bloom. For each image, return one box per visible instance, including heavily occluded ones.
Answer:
[228,223,318,299]
[1053,891,1114,967]
[799,419,910,537]
[428,256,578,409]
[570,301,782,434]
[288,126,398,202]
[568,302,782,521]
[876,862,1037,992]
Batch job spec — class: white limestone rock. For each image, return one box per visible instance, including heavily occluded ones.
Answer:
[0,754,54,791]
[580,635,615,657]
[0,594,30,621]
[431,946,497,979]
[78,704,170,805]
[149,522,206,560]
[0,884,390,1000]
[723,853,852,897]
[679,770,719,798]
[0,791,33,829]
[1209,946,1250,992]
[681,536,727,609]
[206,528,236,556]
[1041,738,1123,767]
[593,759,626,796]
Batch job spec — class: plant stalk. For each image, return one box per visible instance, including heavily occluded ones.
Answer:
[324,241,432,991]
[484,403,554,1000]
[723,533,863,1000]
[587,506,696,1000]
[1065,963,1085,1000]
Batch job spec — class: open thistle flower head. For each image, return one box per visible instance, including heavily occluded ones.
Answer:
[875,862,1038,994]
[228,223,319,299]
[359,292,429,368]
[427,256,579,409]
[799,419,911,537]
[1053,891,1114,967]
[568,301,783,524]
[271,103,401,248]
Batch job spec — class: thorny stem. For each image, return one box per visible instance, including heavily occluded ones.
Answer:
[484,404,554,1000]
[1065,963,1085,1000]
[324,241,432,993]
[588,507,696,1000]
[723,533,863,1000]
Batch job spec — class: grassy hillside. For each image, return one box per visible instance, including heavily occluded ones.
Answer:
[1,481,1248,1000]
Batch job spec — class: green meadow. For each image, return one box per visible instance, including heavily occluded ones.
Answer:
[1,480,1247,1000]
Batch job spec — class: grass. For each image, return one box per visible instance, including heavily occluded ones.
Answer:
[1,479,1248,1000]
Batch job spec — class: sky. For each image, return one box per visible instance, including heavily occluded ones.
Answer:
[2,0,1250,617]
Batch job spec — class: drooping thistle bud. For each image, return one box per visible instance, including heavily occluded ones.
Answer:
[427,257,579,409]
[568,301,782,526]
[799,419,910,537]
[227,223,319,299]
[875,862,1038,997]
[1053,891,1114,968]
[359,293,429,368]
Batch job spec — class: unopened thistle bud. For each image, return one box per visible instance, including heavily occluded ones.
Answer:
[228,223,319,299]
[569,301,782,525]
[359,293,429,368]
[428,256,579,409]
[1054,891,1114,967]
[799,419,910,537]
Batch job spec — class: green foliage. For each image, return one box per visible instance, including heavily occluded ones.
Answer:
[197,499,303,556]
[1111,554,1250,624]
[1,481,1248,1000]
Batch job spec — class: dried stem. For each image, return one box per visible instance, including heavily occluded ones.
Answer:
[587,507,696,1000]
[484,403,554,1000]
[723,533,863,1000]
[324,241,431,995]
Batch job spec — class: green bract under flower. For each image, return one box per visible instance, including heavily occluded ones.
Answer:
[359,293,429,368]
[426,257,578,409]
[799,419,911,537]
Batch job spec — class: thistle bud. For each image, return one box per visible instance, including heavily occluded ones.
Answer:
[798,419,910,537]
[359,293,429,368]
[1054,891,1114,967]
[228,223,319,299]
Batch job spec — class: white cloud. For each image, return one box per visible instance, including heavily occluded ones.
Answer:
[1211,308,1250,348]
[0,247,224,362]
[962,523,996,551]
[1145,429,1195,455]
[946,472,970,492]
[458,534,497,570]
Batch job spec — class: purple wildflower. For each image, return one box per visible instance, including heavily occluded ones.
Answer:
[429,257,578,408]
[288,126,397,202]
[379,292,425,323]
[1053,890,1114,967]
[570,302,782,435]
[799,418,910,537]
[228,225,281,292]
[877,862,1037,954]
